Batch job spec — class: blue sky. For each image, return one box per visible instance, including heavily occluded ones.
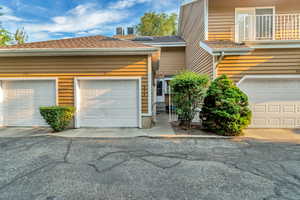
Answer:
[0,0,181,42]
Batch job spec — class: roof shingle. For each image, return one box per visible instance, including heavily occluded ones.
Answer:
[0,35,153,49]
[131,36,185,43]
[201,40,250,50]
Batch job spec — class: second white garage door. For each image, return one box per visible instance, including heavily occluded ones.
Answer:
[239,77,300,128]
[1,80,56,126]
[78,79,140,128]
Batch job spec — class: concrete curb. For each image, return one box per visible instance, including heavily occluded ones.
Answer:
[30,133,234,140]
[139,135,233,139]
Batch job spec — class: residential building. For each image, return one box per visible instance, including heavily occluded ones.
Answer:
[179,0,300,128]
[131,36,186,112]
[0,36,157,128]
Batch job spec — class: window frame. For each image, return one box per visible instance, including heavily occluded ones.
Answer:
[235,6,276,42]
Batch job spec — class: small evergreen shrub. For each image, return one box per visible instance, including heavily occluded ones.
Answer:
[40,106,75,132]
[200,75,252,136]
[170,71,210,129]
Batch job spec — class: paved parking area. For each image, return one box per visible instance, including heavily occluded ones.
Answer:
[0,135,299,200]
[244,129,300,143]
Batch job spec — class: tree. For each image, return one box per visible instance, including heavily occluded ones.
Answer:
[0,6,13,46]
[14,28,28,44]
[136,12,178,36]
[200,75,252,136]
[0,28,12,46]
[170,71,210,129]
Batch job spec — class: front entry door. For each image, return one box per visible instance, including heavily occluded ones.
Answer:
[156,79,165,103]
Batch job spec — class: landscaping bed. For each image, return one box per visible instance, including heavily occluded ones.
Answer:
[170,121,219,136]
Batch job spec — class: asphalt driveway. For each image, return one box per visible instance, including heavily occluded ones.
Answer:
[0,136,299,200]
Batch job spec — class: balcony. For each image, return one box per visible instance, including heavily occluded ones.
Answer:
[237,14,300,42]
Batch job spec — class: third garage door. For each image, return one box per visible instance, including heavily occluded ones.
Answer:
[78,79,140,128]
[239,78,300,128]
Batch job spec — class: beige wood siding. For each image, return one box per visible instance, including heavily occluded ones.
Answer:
[208,0,300,41]
[158,47,185,76]
[217,48,300,82]
[179,0,214,77]
[0,55,149,113]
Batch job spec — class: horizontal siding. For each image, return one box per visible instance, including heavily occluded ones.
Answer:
[159,47,185,76]
[179,0,214,77]
[0,55,149,113]
[217,49,300,82]
[208,12,234,41]
[208,0,300,41]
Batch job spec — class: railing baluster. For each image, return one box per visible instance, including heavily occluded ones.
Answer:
[239,14,300,42]
[244,15,246,41]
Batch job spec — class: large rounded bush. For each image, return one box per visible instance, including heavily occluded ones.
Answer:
[170,71,210,128]
[200,75,252,136]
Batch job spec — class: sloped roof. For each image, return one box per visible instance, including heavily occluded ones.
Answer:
[0,35,153,49]
[132,36,185,44]
[201,40,250,50]
[200,40,253,55]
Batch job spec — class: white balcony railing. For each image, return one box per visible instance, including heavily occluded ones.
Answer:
[237,14,300,42]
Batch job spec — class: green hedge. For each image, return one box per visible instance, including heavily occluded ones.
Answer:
[40,106,75,132]
[170,71,210,128]
[200,75,252,136]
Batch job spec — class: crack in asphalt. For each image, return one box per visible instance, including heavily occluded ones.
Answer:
[0,161,59,192]
[63,139,73,163]
[0,137,300,200]
[88,159,129,174]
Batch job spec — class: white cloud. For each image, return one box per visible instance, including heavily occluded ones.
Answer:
[110,0,151,9]
[0,6,24,22]
[1,0,180,42]
[24,3,128,33]
[30,32,51,41]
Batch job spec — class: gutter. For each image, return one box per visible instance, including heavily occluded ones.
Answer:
[0,47,159,57]
[200,41,253,56]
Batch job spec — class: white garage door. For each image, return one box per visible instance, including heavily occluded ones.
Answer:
[1,80,56,126]
[239,78,300,128]
[78,79,140,128]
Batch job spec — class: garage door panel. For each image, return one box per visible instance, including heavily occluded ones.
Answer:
[268,104,281,113]
[79,80,139,128]
[2,80,56,126]
[240,78,300,128]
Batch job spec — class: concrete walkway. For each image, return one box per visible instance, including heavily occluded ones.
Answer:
[55,113,175,138]
[0,114,178,139]
[1,114,299,141]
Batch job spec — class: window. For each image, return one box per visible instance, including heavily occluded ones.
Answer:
[236,7,275,42]
[156,80,163,96]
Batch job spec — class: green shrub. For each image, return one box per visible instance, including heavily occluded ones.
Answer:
[170,71,210,129]
[200,75,252,136]
[40,106,75,132]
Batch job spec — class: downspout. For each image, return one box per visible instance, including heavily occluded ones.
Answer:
[212,51,225,80]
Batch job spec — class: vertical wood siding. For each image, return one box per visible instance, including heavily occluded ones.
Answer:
[179,0,214,77]
[0,55,149,113]
[158,47,185,76]
[208,0,300,41]
[217,48,300,82]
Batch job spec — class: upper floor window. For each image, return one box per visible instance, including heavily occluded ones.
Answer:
[235,7,275,42]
